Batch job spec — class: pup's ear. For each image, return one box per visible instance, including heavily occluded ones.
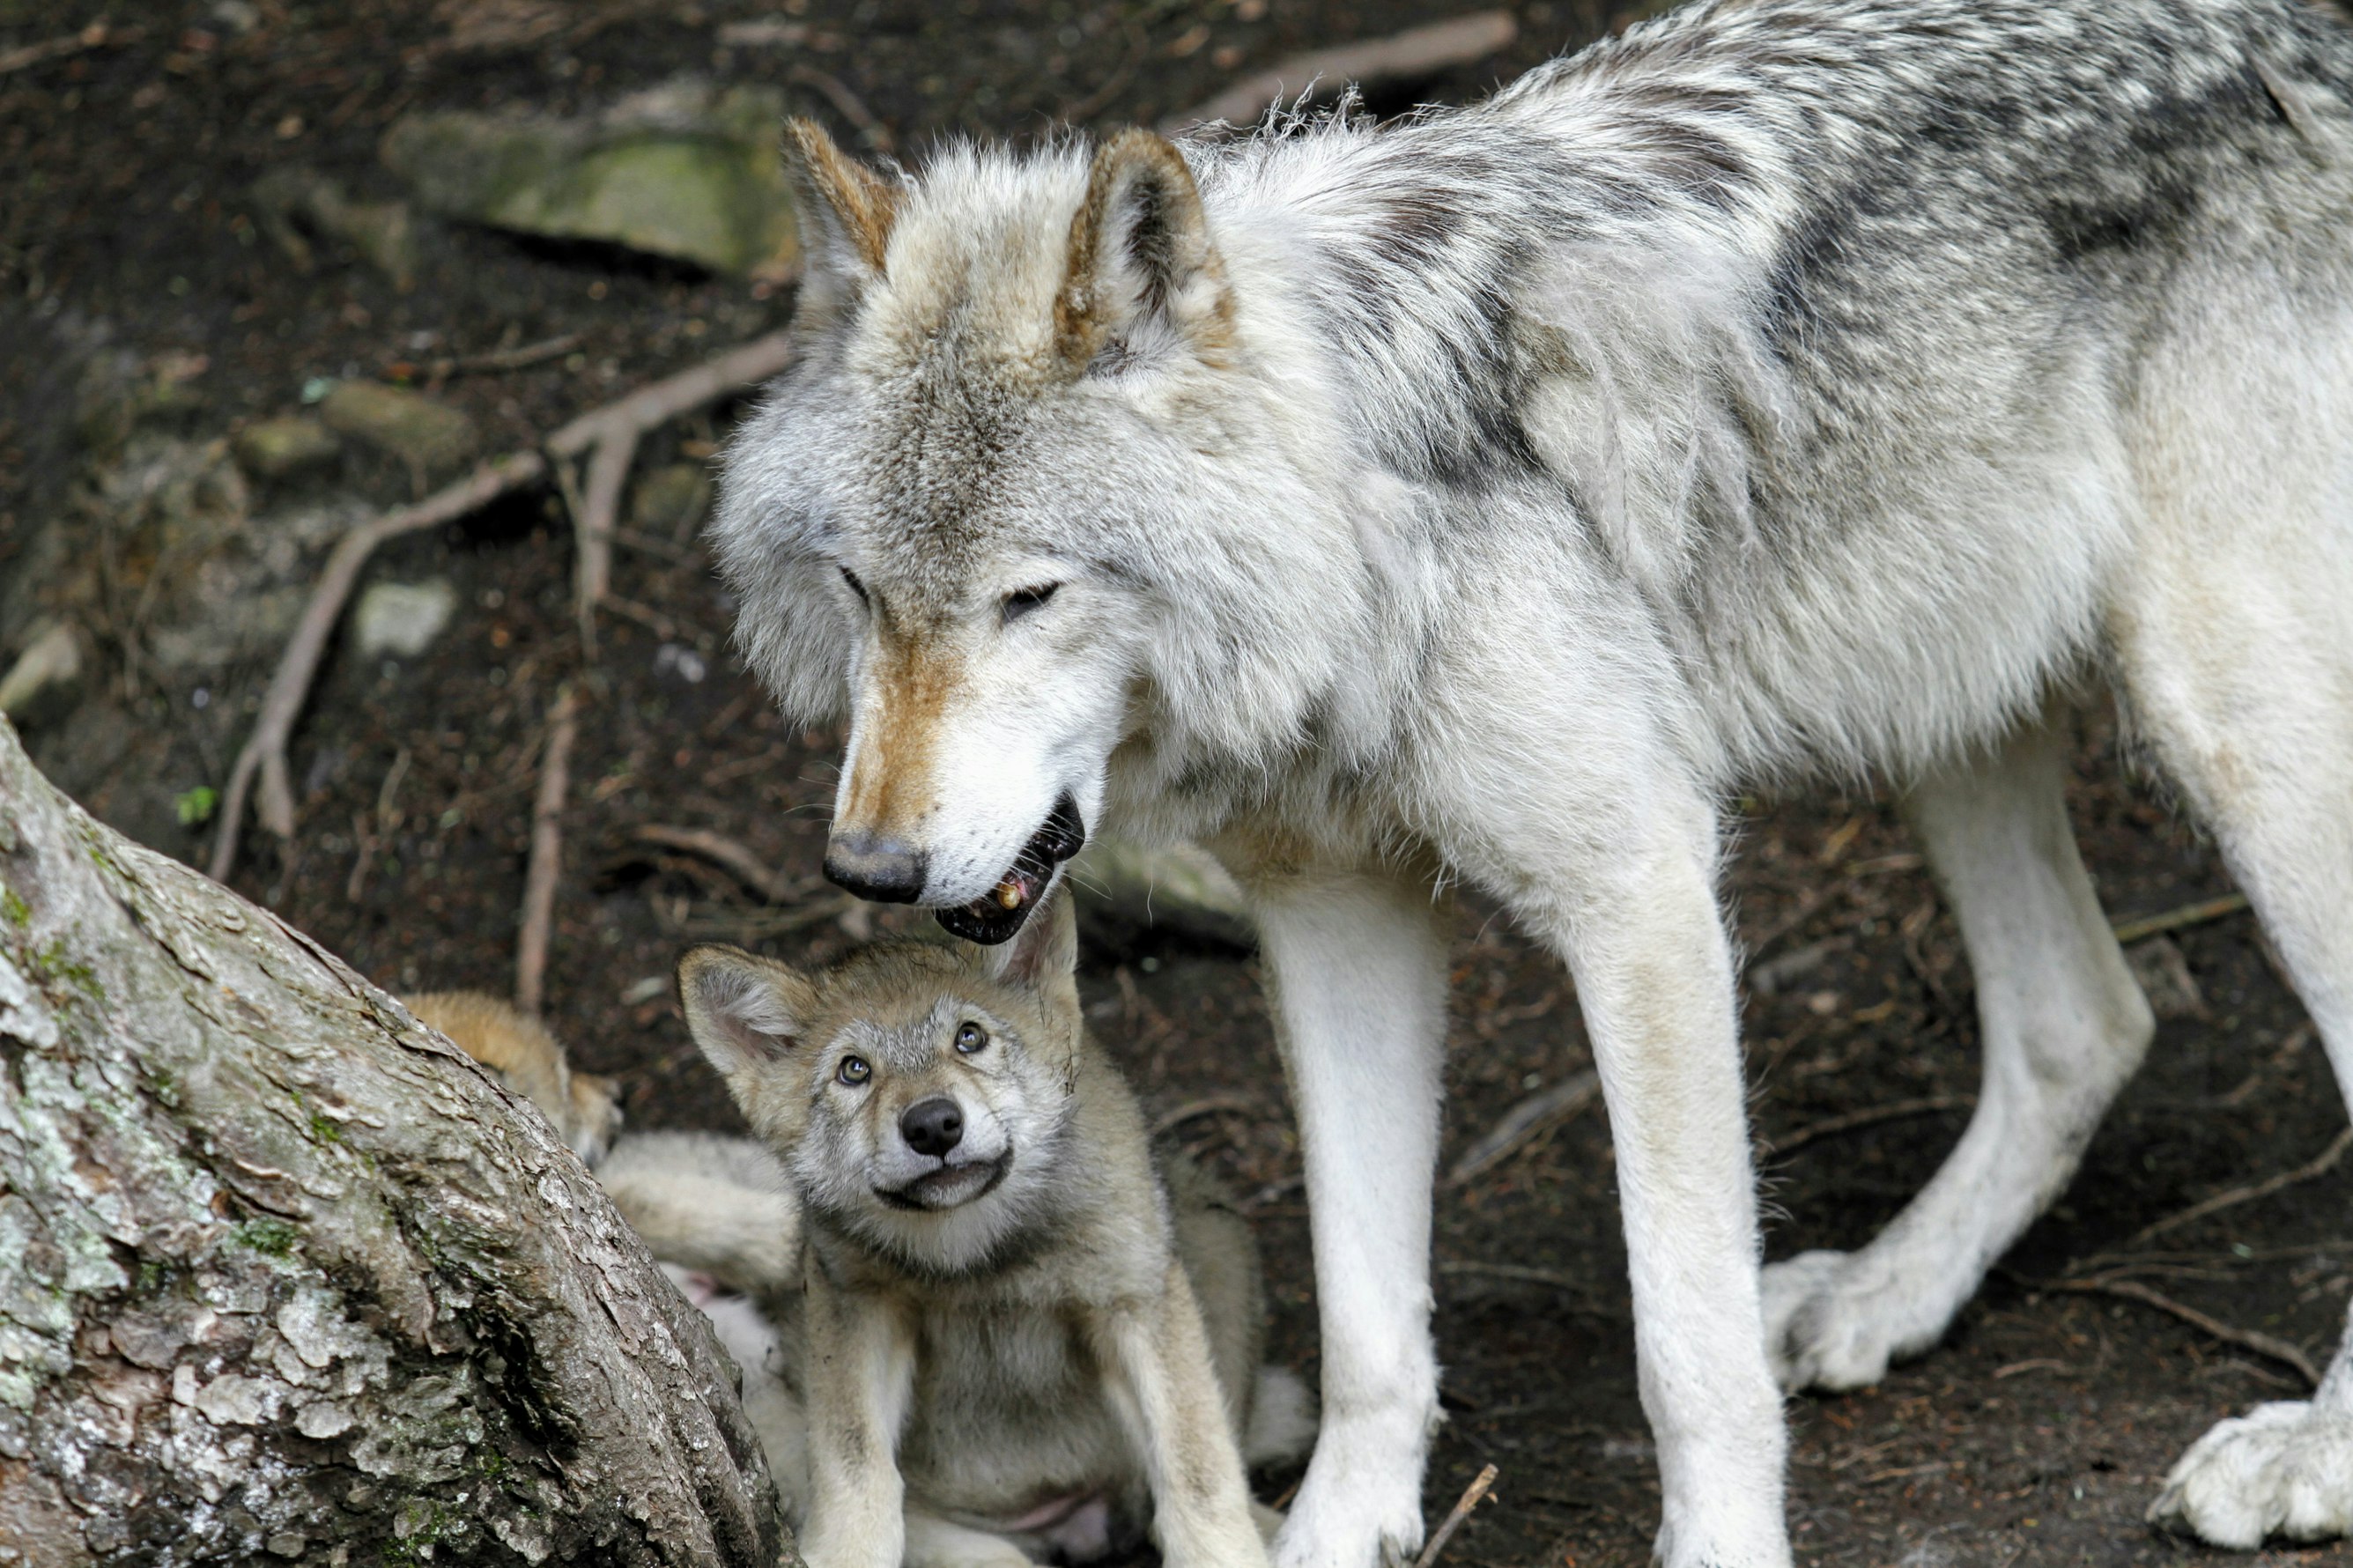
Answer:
[782,115,901,320]
[677,945,819,1103]
[1056,129,1233,374]
[972,886,1080,1017]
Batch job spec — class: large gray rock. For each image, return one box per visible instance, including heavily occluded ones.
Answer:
[381,81,799,277]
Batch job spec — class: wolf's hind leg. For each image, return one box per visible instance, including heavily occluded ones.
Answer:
[1763,714,2155,1391]
[2110,499,2353,1548]
[901,1512,1040,1568]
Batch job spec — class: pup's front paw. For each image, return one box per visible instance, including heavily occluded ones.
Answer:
[2150,1400,2353,1548]
[1761,1249,1911,1392]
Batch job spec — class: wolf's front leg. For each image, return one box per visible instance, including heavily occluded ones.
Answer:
[1534,835,1791,1568]
[798,1270,917,1568]
[1093,1261,1273,1568]
[1247,867,1451,1568]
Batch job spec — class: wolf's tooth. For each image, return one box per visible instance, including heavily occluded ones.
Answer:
[995,878,1025,910]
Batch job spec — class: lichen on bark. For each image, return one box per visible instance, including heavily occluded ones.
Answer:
[0,716,793,1566]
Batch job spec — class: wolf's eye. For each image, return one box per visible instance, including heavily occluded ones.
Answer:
[1002,582,1058,623]
[837,1055,871,1086]
[955,1022,988,1055]
[839,566,869,606]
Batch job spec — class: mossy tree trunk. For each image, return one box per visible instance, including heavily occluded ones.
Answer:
[0,718,793,1567]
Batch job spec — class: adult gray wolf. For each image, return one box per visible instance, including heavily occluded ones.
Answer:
[708,0,2353,1558]
[671,891,1313,1567]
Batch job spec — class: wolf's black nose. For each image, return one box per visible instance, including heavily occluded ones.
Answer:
[825,832,928,904]
[900,1097,964,1158]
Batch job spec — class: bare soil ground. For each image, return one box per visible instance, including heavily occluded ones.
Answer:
[4,1,2349,1564]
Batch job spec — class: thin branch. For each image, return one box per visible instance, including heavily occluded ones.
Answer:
[516,685,581,1017]
[2112,892,2250,946]
[209,452,548,881]
[2046,1276,2319,1387]
[0,20,136,78]
[1767,1094,1974,1156]
[434,332,583,379]
[1446,1070,1601,1187]
[632,825,803,904]
[788,63,894,153]
[1411,1462,1499,1568]
[1149,1094,1262,1140]
[2074,1124,2353,1266]
[1160,11,1519,134]
[207,331,795,882]
[573,425,640,647]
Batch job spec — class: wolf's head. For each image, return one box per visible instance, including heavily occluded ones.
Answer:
[713,120,1375,943]
[677,890,1085,1274]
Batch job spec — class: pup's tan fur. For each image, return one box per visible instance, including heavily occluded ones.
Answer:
[677,891,1306,1568]
[404,990,623,1163]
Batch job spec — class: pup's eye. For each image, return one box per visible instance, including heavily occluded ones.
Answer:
[1002,583,1058,622]
[837,1055,871,1085]
[954,1022,988,1055]
[840,566,869,605]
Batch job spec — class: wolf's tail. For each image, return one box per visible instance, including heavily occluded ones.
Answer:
[596,1131,803,1296]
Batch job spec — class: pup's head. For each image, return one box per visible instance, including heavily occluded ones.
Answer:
[677,890,1084,1273]
[713,120,1362,944]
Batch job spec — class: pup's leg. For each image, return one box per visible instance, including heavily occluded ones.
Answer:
[902,1510,1040,1568]
[2107,484,2353,1547]
[798,1273,916,1568]
[1763,714,2154,1389]
[1246,868,1449,1568]
[1091,1259,1272,1568]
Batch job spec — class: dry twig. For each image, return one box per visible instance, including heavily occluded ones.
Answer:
[208,332,795,881]
[1768,1094,1974,1156]
[2112,892,2251,946]
[1446,1070,1601,1187]
[2047,1276,2319,1387]
[516,685,580,1017]
[1161,11,1519,133]
[1411,1462,1499,1568]
[0,20,136,78]
[1150,1093,1262,1139]
[632,825,803,904]
[2076,1124,2353,1265]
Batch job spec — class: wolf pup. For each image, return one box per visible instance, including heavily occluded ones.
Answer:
[677,891,1307,1568]
[712,0,2353,1559]
[406,990,623,1163]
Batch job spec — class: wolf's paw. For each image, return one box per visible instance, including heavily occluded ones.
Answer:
[2149,1400,2353,1548]
[1759,1249,1913,1393]
[1270,1416,1426,1568]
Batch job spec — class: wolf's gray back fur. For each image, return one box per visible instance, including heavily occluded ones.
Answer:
[713,1,2353,1562]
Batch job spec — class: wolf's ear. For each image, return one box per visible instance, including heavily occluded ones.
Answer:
[1056,129,1233,374]
[677,945,819,1099]
[973,887,1080,1015]
[782,116,901,317]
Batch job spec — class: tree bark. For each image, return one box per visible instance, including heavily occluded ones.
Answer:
[0,718,795,1566]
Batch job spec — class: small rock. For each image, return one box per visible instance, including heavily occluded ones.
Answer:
[630,462,709,537]
[251,167,421,291]
[1068,839,1254,950]
[2126,935,2207,1020]
[353,580,458,659]
[380,81,799,277]
[233,415,342,478]
[319,381,477,476]
[0,620,89,731]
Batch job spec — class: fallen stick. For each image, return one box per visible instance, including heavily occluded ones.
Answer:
[209,452,548,880]
[0,20,135,78]
[2112,892,2250,946]
[516,684,581,1017]
[207,331,795,882]
[1410,1462,1499,1568]
[1160,11,1519,134]
[1768,1093,1974,1156]
[1149,1093,1262,1140]
[2085,1124,2353,1262]
[633,825,803,904]
[2047,1276,2319,1387]
[1446,1069,1601,1187]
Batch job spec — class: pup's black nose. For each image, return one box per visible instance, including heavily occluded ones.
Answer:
[825,832,928,904]
[900,1097,964,1158]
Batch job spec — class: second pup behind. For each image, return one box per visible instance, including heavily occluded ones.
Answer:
[677,890,1307,1568]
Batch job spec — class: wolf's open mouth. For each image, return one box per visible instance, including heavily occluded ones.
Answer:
[935,794,1084,945]
[878,1153,1011,1210]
